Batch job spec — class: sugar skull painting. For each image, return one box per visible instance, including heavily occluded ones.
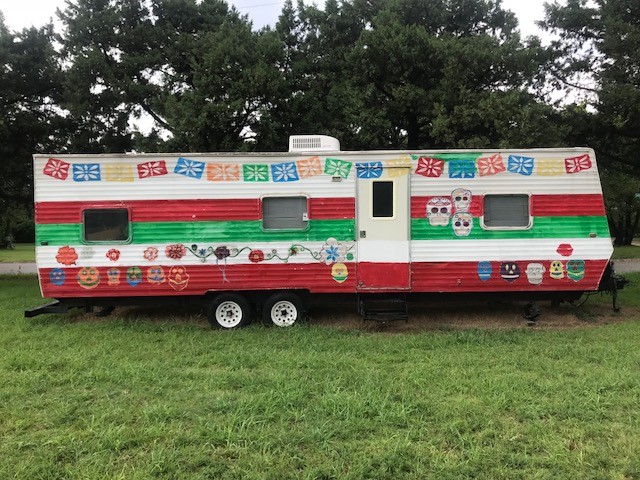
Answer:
[452,212,473,237]
[147,266,166,285]
[451,188,472,212]
[107,268,120,286]
[567,260,585,282]
[477,261,492,281]
[126,266,142,287]
[550,261,565,280]
[500,262,520,283]
[168,266,189,291]
[49,268,66,286]
[426,197,452,226]
[77,267,100,289]
[525,263,545,285]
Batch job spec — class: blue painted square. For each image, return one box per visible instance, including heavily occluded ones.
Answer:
[271,162,299,182]
[356,162,383,179]
[72,163,101,182]
[174,157,205,179]
[508,155,534,176]
[448,159,475,178]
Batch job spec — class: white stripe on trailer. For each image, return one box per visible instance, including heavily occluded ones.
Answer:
[411,238,613,262]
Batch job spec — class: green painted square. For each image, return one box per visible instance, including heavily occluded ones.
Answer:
[324,158,352,178]
[243,164,269,182]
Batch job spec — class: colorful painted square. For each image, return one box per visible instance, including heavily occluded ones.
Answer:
[207,163,240,181]
[242,164,269,182]
[296,156,322,178]
[174,157,206,179]
[72,163,101,182]
[356,162,383,179]
[385,156,411,177]
[415,156,444,178]
[43,158,70,180]
[271,162,299,182]
[564,154,592,174]
[477,154,505,176]
[507,155,534,176]
[536,158,564,176]
[324,158,352,178]
[137,161,168,179]
[448,159,475,178]
[104,164,134,182]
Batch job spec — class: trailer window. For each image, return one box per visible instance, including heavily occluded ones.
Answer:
[483,195,530,228]
[372,181,394,218]
[83,209,130,242]
[262,197,308,230]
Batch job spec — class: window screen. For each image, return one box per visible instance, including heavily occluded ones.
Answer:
[83,209,129,242]
[263,197,308,230]
[372,181,394,218]
[483,195,530,228]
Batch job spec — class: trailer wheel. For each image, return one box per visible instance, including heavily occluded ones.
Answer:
[207,293,252,329]
[263,292,305,327]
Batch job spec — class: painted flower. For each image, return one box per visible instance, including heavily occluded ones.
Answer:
[242,164,269,182]
[137,160,168,179]
[507,155,534,176]
[43,158,70,180]
[165,243,187,260]
[415,156,444,178]
[249,249,265,263]
[324,158,352,178]
[271,162,299,182]
[143,247,159,261]
[356,162,383,179]
[56,246,78,266]
[106,248,120,262]
[320,238,346,265]
[214,246,231,260]
[174,157,206,179]
[72,163,101,182]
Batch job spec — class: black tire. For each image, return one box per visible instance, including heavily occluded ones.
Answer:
[262,292,305,327]
[207,293,252,329]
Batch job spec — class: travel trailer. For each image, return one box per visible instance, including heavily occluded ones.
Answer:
[27,135,620,326]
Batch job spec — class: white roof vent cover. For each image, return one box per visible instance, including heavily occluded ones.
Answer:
[288,135,340,152]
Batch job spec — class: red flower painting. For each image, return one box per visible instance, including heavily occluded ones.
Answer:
[249,249,264,263]
[56,246,78,266]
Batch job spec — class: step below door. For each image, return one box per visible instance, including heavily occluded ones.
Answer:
[356,166,410,290]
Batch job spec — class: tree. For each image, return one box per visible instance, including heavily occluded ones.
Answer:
[58,0,282,152]
[0,13,68,242]
[351,0,559,149]
[542,0,640,244]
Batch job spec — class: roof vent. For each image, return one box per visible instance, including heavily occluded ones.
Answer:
[288,135,340,152]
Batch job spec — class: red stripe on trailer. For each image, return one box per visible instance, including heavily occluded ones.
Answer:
[308,197,355,219]
[411,194,606,219]
[35,197,355,224]
[412,196,483,218]
[39,259,609,298]
[411,259,608,292]
[40,263,359,298]
[530,194,605,216]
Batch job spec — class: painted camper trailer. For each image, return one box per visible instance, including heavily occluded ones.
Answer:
[29,136,616,326]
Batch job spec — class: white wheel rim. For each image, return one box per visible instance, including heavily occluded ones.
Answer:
[215,301,243,328]
[270,300,297,327]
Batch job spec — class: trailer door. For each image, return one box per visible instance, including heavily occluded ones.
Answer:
[356,166,411,290]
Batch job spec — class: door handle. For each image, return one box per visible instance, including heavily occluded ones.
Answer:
[360,230,366,238]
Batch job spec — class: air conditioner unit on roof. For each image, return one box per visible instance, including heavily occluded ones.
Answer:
[288,135,341,152]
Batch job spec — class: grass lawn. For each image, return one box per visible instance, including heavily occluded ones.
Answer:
[612,244,640,259]
[1,274,640,479]
[0,243,35,263]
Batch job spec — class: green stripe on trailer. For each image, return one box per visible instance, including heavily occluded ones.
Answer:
[36,219,356,246]
[410,216,610,240]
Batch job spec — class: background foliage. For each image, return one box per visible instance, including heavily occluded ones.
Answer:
[0,0,639,243]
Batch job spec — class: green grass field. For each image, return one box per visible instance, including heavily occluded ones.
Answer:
[612,244,640,259]
[0,243,35,262]
[1,273,639,478]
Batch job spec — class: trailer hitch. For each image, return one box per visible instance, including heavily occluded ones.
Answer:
[598,262,629,312]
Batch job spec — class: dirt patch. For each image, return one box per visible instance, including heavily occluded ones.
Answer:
[308,300,636,333]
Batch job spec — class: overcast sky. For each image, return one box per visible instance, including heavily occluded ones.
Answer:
[1,0,549,38]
